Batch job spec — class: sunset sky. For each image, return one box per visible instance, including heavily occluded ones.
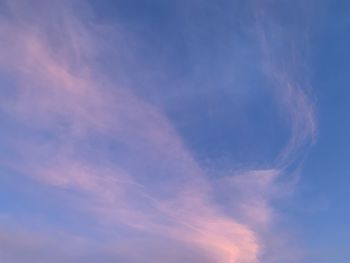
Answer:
[0,0,349,262]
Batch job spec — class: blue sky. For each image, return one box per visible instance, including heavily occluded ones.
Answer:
[0,0,349,262]
[296,1,350,261]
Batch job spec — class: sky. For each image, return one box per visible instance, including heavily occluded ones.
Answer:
[0,0,349,262]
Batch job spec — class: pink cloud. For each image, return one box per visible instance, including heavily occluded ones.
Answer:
[0,1,316,262]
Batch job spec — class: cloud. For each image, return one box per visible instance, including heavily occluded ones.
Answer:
[251,0,317,166]
[0,0,316,263]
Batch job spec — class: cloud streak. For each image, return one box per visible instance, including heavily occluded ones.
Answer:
[0,0,316,262]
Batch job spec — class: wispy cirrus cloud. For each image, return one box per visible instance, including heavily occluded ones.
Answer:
[252,0,317,166]
[0,0,316,262]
